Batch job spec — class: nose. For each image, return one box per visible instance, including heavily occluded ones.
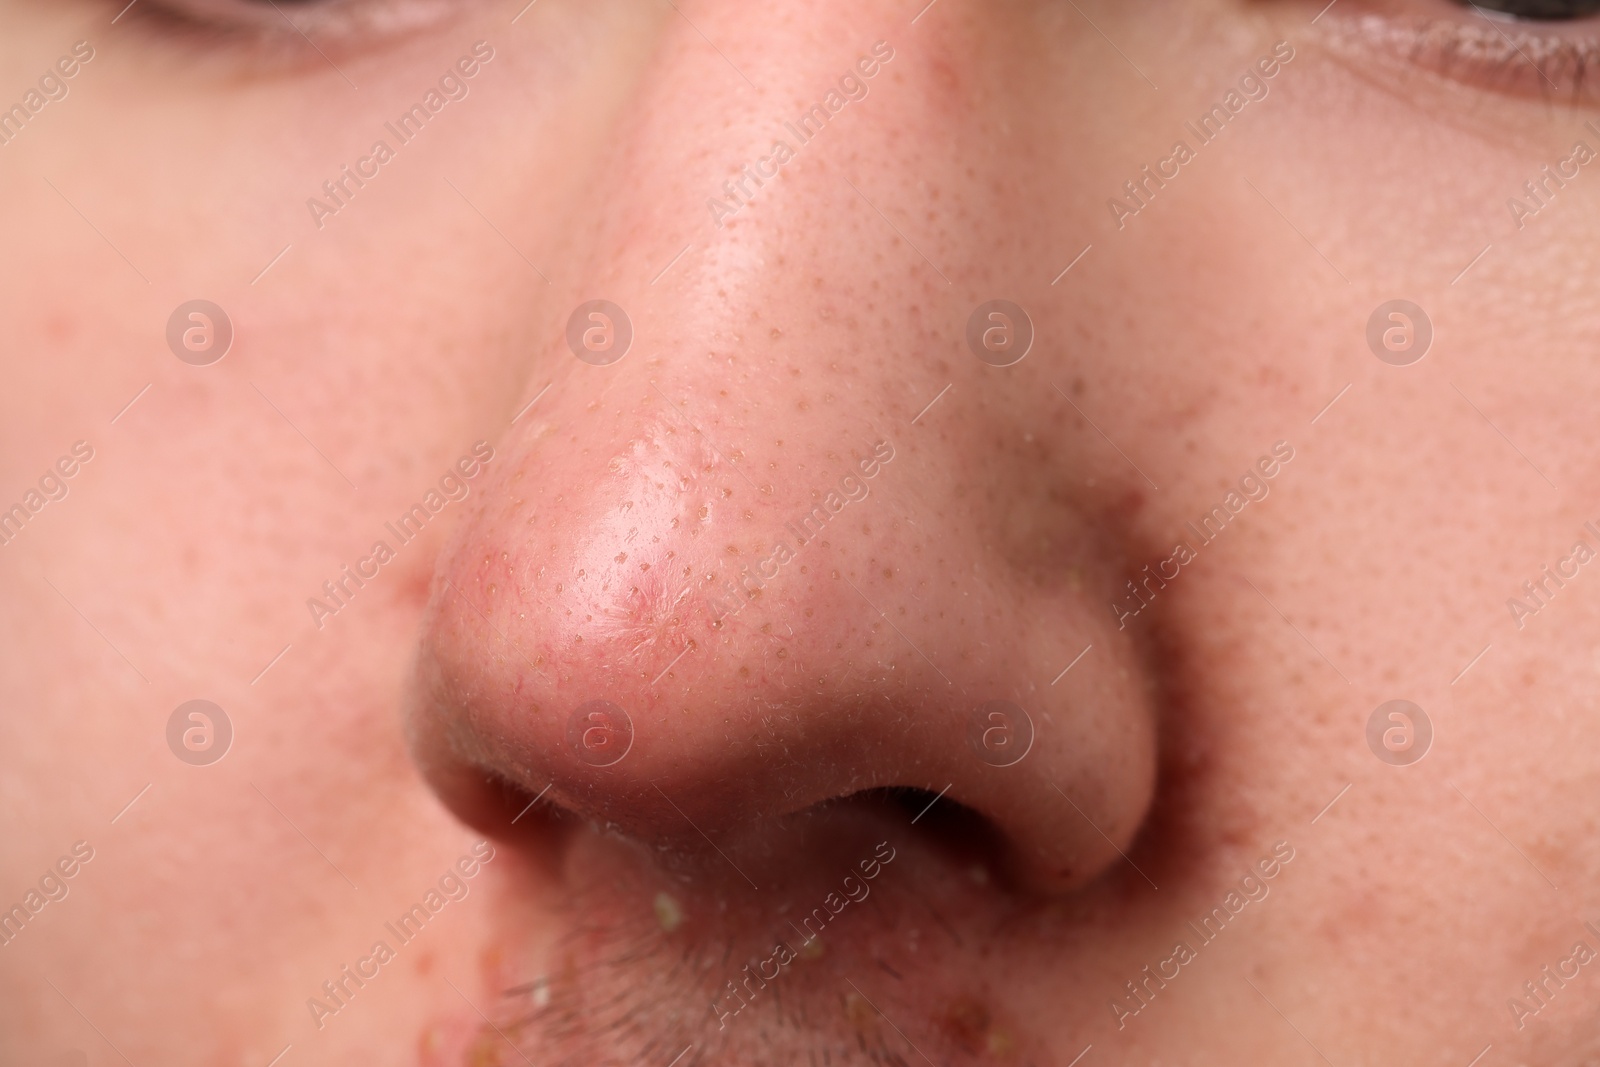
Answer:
[406,1,1158,897]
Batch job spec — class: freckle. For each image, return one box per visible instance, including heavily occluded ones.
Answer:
[804,608,813,617]
[726,545,739,555]
[882,568,892,580]
[797,399,810,412]
[739,666,750,678]
[771,327,782,339]
[777,648,787,659]
[761,623,772,634]
[615,553,627,564]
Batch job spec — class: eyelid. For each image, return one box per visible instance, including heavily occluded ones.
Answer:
[120,0,466,54]
[1316,1,1600,104]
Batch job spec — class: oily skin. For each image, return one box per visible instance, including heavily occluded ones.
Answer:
[4,0,1600,1063]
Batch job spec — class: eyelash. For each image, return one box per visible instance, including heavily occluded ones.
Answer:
[114,0,467,62]
[1318,1,1600,102]
[103,0,1600,105]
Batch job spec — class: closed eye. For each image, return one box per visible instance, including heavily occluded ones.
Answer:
[1316,0,1600,104]
[112,0,477,61]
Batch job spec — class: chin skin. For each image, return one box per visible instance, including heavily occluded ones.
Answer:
[6,0,1600,1065]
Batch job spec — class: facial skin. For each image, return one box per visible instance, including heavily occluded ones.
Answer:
[6,0,1600,1063]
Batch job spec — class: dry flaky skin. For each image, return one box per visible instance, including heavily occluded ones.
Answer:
[11,0,1600,1065]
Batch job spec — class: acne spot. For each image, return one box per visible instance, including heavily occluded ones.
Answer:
[654,892,684,933]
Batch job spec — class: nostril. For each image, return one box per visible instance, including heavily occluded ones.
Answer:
[875,784,952,822]
[850,786,1013,886]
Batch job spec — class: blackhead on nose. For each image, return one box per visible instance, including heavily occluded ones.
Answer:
[407,1,1161,898]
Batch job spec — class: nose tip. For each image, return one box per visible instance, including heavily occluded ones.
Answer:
[406,374,1160,894]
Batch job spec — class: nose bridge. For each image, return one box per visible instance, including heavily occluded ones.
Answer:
[565,2,925,312]
[505,7,955,655]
